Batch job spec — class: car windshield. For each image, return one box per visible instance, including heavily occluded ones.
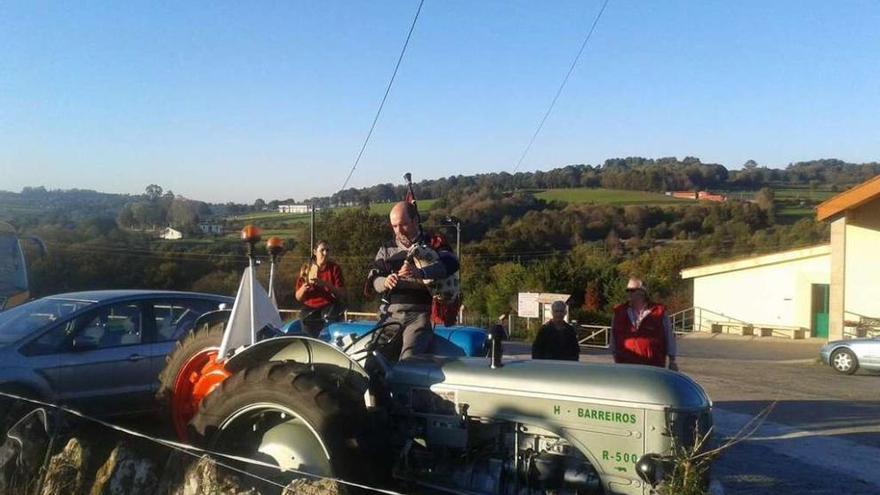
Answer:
[0,298,95,344]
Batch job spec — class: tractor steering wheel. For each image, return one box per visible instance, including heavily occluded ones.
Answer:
[344,320,404,360]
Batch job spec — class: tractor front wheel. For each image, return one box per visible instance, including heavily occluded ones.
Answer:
[188,361,372,491]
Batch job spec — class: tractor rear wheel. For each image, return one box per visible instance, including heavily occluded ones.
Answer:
[156,319,230,440]
[188,361,372,491]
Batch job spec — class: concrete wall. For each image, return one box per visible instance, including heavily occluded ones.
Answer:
[829,217,847,340]
[844,198,880,323]
[692,253,830,330]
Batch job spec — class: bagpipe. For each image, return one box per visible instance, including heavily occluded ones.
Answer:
[403,173,461,324]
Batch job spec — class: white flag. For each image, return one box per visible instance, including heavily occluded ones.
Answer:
[217,268,283,360]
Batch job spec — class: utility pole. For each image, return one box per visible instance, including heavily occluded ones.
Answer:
[443,215,464,325]
[310,204,316,254]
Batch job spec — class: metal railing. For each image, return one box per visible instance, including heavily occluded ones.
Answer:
[577,324,610,349]
[669,307,754,334]
[670,307,696,333]
[844,312,880,339]
[344,311,379,321]
[278,308,379,322]
[670,306,811,339]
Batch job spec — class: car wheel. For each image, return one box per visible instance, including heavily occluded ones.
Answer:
[831,348,859,375]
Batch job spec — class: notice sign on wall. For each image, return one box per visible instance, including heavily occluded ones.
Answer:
[518,292,569,319]
[518,292,540,318]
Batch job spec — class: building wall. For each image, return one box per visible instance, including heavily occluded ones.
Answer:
[828,217,847,340]
[692,254,830,330]
[697,192,726,202]
[844,198,880,323]
[161,229,183,240]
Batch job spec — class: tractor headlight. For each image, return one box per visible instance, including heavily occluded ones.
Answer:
[636,453,670,487]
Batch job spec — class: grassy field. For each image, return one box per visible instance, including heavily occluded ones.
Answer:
[723,188,837,202]
[773,188,836,201]
[359,199,438,215]
[233,229,302,238]
[533,188,691,205]
[777,207,814,217]
[0,202,45,220]
[229,211,311,222]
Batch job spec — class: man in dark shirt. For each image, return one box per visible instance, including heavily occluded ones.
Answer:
[532,301,580,361]
[370,202,459,359]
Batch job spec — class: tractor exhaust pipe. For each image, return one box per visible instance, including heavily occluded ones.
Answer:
[488,322,504,369]
[266,237,285,302]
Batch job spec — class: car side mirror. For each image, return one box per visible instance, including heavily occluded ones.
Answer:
[71,336,99,352]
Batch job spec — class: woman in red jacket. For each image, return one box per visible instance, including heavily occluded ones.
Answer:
[295,240,345,336]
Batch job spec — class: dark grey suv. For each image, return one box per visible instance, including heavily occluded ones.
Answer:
[0,290,232,417]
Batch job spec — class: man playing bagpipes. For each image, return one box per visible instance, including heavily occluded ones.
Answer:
[367,178,461,360]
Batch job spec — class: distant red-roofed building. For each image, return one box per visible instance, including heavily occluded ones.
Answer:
[667,190,726,202]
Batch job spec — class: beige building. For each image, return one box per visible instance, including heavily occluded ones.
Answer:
[817,175,880,341]
[680,175,880,341]
[680,246,831,338]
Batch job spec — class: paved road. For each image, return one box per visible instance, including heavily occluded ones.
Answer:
[508,334,880,494]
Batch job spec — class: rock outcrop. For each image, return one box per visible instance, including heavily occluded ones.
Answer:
[89,444,158,495]
[41,438,89,495]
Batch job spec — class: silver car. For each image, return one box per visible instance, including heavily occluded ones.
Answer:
[0,290,231,416]
[820,337,880,375]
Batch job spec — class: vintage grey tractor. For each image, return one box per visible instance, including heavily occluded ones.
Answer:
[159,227,713,494]
[155,228,488,441]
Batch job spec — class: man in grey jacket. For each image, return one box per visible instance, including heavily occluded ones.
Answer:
[370,201,459,359]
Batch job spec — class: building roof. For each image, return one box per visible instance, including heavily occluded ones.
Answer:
[817,175,880,221]
[680,245,830,279]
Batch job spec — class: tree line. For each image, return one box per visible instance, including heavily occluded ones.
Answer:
[314,157,879,207]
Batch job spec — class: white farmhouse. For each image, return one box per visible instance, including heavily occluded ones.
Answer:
[159,227,183,240]
[681,175,880,341]
[277,204,311,214]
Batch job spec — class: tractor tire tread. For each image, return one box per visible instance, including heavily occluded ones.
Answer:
[187,361,375,492]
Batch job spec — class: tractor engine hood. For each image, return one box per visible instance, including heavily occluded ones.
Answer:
[390,357,710,410]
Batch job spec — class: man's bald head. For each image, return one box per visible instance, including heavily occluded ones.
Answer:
[389,201,419,247]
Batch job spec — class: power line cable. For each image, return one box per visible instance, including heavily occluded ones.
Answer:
[338,0,426,192]
[512,0,611,173]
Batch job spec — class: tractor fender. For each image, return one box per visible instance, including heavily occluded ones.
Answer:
[191,309,231,332]
[224,336,370,392]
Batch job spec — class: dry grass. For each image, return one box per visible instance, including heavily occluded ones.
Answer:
[658,402,777,495]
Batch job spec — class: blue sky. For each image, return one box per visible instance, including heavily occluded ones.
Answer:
[1,0,878,203]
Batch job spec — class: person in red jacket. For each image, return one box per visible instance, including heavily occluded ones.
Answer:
[295,240,345,337]
[610,277,678,370]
